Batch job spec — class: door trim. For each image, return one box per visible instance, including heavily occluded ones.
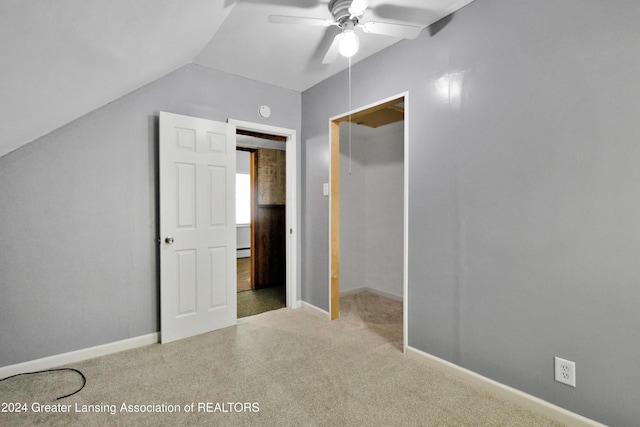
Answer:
[328,92,409,353]
[228,119,299,309]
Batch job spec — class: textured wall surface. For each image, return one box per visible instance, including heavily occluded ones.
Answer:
[257,148,286,205]
[340,122,404,298]
[0,64,300,367]
[301,1,640,425]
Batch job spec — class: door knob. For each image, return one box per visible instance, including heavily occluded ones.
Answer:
[165,236,174,244]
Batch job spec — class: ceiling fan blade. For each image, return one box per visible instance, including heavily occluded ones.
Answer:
[360,21,423,39]
[322,33,342,64]
[349,0,369,17]
[268,15,334,27]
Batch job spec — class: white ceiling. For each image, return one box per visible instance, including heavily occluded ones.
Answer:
[0,0,473,158]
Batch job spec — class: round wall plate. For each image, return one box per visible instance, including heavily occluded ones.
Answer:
[259,105,271,118]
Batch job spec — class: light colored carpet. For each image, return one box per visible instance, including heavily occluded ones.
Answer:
[340,291,403,351]
[0,295,562,426]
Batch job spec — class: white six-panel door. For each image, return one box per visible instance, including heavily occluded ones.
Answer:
[159,112,237,343]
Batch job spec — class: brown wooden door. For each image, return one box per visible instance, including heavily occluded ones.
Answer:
[251,148,286,289]
[253,205,286,288]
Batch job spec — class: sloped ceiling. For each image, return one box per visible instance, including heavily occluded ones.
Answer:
[0,0,235,158]
[194,0,474,91]
[0,0,473,159]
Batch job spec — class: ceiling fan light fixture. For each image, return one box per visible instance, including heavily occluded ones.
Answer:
[269,0,424,64]
[339,28,359,58]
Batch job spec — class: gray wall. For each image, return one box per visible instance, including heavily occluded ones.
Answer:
[340,122,404,298]
[301,0,640,425]
[339,125,367,293]
[0,64,300,366]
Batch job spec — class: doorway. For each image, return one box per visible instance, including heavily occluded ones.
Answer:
[236,135,286,317]
[229,119,299,317]
[235,147,254,294]
[329,94,408,352]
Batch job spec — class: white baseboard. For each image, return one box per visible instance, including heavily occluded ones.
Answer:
[289,300,302,309]
[299,301,330,319]
[406,346,605,427]
[236,249,250,258]
[340,287,403,302]
[0,333,159,378]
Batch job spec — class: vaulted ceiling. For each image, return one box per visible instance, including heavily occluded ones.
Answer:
[0,0,474,158]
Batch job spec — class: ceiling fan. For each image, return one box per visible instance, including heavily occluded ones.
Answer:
[268,0,423,64]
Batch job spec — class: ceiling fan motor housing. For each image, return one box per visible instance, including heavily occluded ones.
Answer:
[329,0,356,24]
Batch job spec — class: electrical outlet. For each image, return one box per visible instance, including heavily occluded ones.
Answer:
[554,357,576,387]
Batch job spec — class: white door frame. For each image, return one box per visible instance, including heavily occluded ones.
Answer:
[328,91,409,353]
[228,119,299,309]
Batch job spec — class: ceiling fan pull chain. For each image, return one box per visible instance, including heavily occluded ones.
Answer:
[348,55,353,175]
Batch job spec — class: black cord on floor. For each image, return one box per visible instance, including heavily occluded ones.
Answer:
[0,368,86,400]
